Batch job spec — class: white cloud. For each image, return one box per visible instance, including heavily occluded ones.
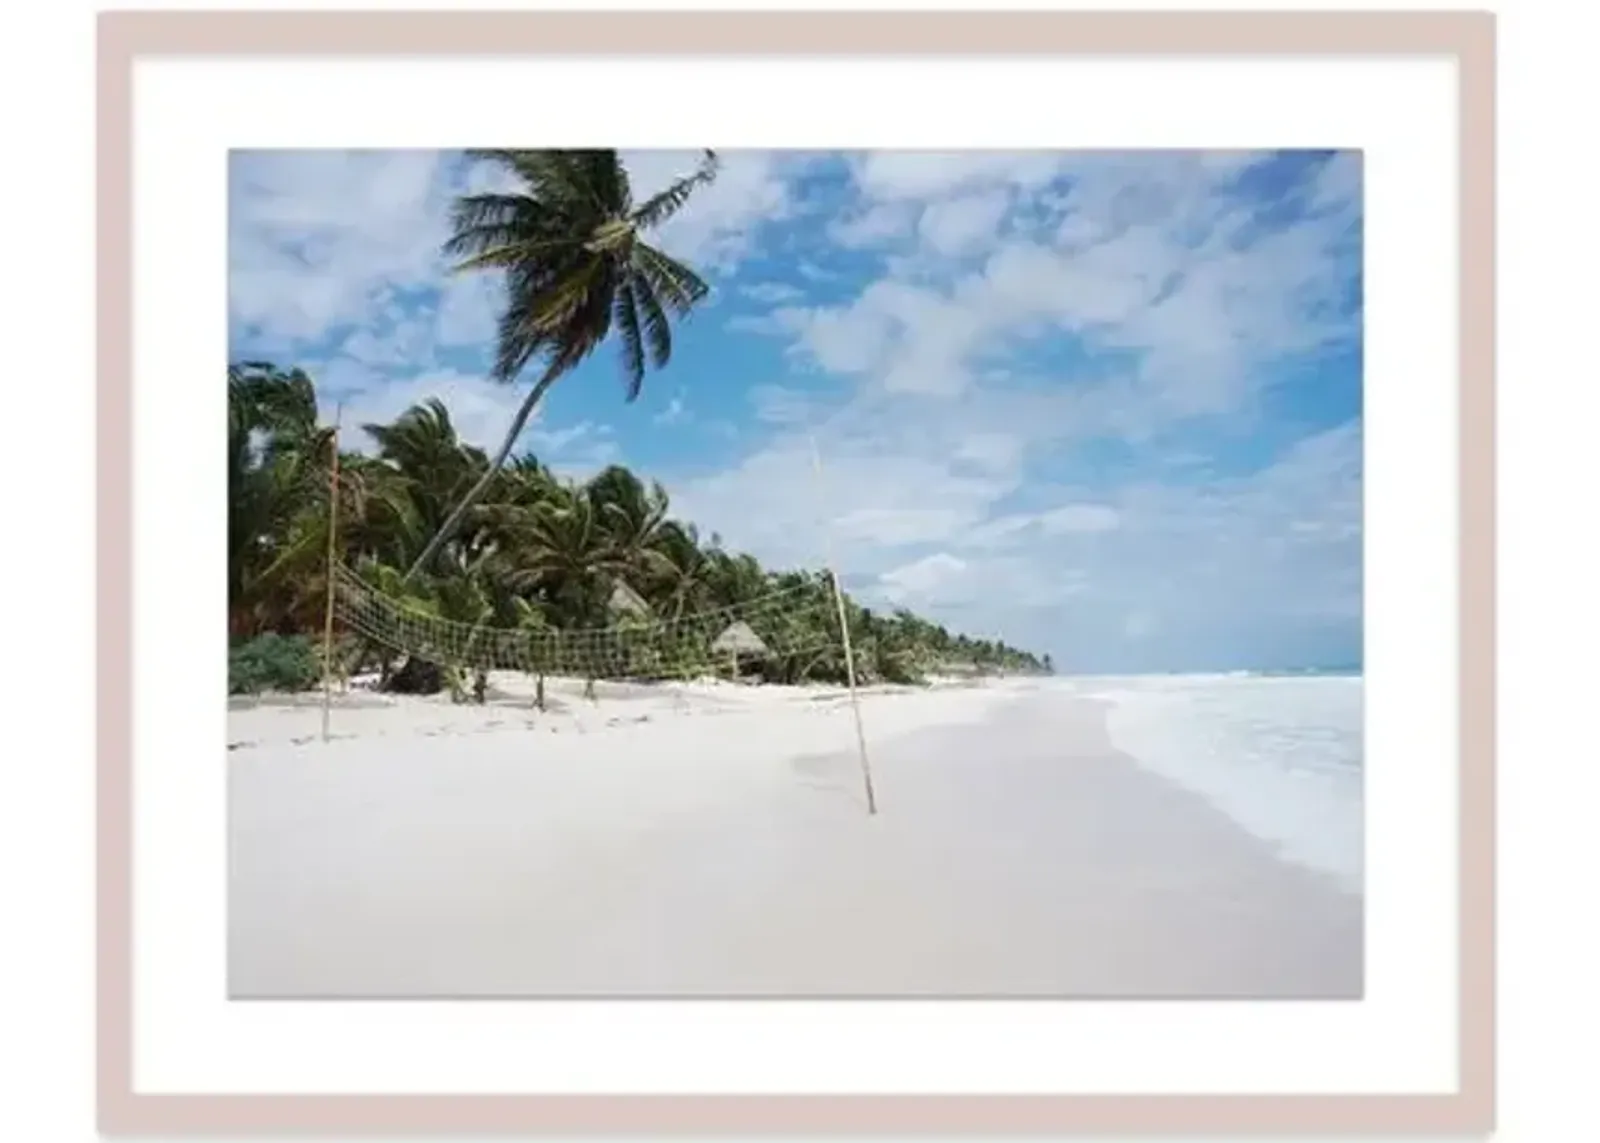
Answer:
[768,149,1358,426]
[1123,610,1159,640]
[958,514,1037,551]
[918,190,1011,257]
[795,260,836,282]
[1065,419,1364,627]
[528,422,624,481]
[1039,504,1121,534]
[741,281,806,304]
[433,270,502,349]
[827,202,915,249]
[981,228,1174,330]
[879,553,967,603]
[671,428,1016,580]
[775,302,890,375]
[854,151,1068,201]
[664,410,1360,667]
[949,501,1118,550]
[336,311,439,371]
[229,150,458,346]
[952,432,1023,475]
[834,507,978,547]
[747,384,817,426]
[777,278,989,396]
[878,550,1086,614]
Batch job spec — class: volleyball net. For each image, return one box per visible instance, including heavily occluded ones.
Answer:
[330,560,847,683]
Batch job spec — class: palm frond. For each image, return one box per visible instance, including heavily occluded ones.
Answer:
[612,282,647,401]
[464,150,599,217]
[630,275,674,369]
[630,150,719,231]
[581,150,630,215]
[630,242,710,315]
[444,192,533,238]
[490,257,606,380]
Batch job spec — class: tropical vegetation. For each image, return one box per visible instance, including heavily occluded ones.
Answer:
[227,363,1052,698]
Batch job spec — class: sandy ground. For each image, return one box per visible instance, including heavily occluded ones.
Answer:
[228,675,1362,998]
[226,672,990,753]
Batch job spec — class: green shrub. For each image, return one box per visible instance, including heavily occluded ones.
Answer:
[229,633,321,695]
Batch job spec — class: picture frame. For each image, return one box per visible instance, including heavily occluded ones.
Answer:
[99,9,1495,1134]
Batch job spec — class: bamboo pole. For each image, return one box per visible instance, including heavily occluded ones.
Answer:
[320,407,342,743]
[810,436,877,816]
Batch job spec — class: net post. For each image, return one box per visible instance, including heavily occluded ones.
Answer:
[320,405,342,743]
[810,435,878,816]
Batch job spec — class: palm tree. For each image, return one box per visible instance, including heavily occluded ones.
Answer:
[587,464,675,593]
[365,399,489,545]
[335,451,426,571]
[705,548,771,608]
[502,490,628,627]
[228,363,332,636]
[650,521,716,619]
[403,148,720,583]
[500,489,634,697]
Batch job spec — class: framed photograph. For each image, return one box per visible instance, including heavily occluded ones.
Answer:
[99,9,1495,1135]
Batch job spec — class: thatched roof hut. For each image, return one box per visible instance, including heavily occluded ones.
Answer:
[607,581,651,620]
[711,620,769,658]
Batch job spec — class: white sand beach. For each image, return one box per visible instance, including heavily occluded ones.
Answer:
[228,675,1362,998]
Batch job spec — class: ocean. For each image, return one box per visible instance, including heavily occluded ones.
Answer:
[1059,672,1364,894]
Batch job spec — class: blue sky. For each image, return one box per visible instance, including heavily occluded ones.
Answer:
[229,148,1363,674]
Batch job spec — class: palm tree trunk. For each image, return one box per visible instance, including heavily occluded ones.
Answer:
[401,362,564,584]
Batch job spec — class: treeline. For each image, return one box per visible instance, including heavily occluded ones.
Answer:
[229,362,1053,697]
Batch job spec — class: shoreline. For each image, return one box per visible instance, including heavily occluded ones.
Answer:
[228,681,1360,999]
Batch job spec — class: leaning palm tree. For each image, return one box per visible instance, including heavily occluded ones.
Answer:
[402,148,720,583]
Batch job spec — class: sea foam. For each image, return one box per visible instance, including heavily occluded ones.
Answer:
[1062,673,1364,893]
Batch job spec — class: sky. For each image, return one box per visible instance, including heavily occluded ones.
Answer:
[229,148,1363,674]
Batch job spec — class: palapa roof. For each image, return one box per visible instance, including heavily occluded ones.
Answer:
[607,581,651,619]
[711,620,769,656]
